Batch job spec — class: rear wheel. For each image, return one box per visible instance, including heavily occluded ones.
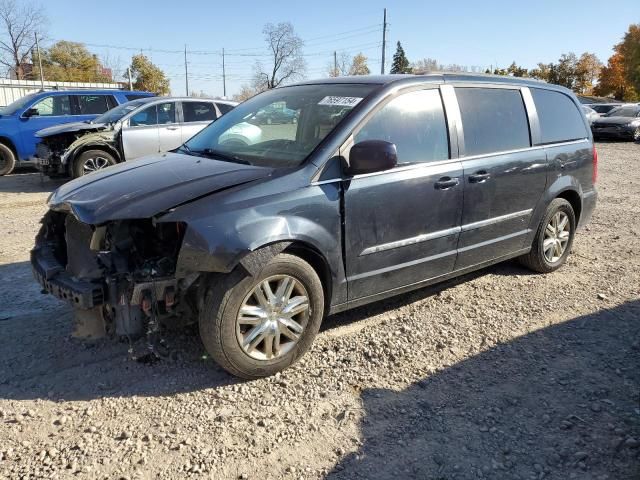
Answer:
[72,150,117,178]
[199,253,324,379]
[0,143,16,176]
[519,198,576,273]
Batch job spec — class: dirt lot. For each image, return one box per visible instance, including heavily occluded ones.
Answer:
[1,142,639,480]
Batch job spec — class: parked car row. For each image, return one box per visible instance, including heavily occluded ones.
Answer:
[589,104,640,141]
[0,89,154,175]
[36,97,238,178]
[31,73,598,378]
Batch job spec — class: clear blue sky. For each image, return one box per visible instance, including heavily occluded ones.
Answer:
[46,0,638,97]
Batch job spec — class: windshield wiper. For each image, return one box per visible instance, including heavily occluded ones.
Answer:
[185,147,251,165]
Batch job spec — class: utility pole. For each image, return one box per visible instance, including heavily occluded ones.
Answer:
[334,51,337,76]
[222,48,226,98]
[127,66,133,90]
[184,45,189,96]
[34,32,45,89]
[381,8,387,74]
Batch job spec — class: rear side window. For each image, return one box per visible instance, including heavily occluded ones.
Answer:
[531,88,588,145]
[354,89,449,164]
[455,87,530,156]
[183,102,217,122]
[76,95,112,115]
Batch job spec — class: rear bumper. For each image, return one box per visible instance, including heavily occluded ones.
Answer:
[579,188,597,229]
[31,244,105,309]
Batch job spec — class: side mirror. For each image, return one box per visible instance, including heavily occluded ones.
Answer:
[345,140,397,176]
[24,107,39,118]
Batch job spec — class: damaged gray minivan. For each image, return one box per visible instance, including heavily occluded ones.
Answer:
[32,74,597,378]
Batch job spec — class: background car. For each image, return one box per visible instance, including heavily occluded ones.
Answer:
[250,104,298,124]
[582,105,600,124]
[36,97,239,178]
[0,89,154,175]
[589,103,623,116]
[591,104,640,141]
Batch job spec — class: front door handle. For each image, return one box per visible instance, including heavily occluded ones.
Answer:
[434,177,459,190]
[469,171,490,183]
[166,126,180,131]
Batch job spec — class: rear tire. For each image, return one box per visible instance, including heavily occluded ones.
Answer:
[72,150,117,178]
[0,142,16,176]
[199,253,324,379]
[519,198,576,273]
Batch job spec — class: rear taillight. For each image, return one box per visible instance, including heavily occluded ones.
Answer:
[592,147,598,184]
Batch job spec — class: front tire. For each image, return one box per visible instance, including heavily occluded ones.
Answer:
[519,198,576,273]
[199,253,324,379]
[72,150,117,178]
[0,143,16,176]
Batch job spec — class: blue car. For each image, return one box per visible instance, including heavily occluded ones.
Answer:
[0,89,154,175]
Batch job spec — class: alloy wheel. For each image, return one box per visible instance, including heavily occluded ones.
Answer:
[82,156,111,174]
[543,211,570,263]
[236,275,310,361]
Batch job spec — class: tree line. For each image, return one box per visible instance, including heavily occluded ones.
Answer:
[389,23,640,101]
[1,0,637,101]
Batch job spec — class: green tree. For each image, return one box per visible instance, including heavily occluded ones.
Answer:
[130,54,170,95]
[507,61,528,77]
[33,41,110,82]
[575,52,602,94]
[390,42,411,74]
[618,24,640,94]
[349,53,370,75]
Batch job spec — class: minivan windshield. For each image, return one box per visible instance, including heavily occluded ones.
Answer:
[0,93,38,115]
[93,99,148,124]
[182,84,376,168]
[605,106,640,117]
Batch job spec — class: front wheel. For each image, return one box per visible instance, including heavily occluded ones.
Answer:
[633,127,640,143]
[72,150,117,178]
[519,198,576,273]
[0,143,16,176]
[199,253,324,379]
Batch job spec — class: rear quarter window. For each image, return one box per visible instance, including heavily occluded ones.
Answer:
[455,87,531,156]
[531,88,588,145]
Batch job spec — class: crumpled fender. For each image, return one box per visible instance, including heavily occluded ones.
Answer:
[62,130,120,165]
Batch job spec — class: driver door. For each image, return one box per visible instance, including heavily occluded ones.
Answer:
[343,87,463,300]
[122,103,161,160]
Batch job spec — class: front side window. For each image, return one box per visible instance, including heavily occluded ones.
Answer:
[76,95,112,115]
[456,87,530,156]
[183,102,217,122]
[354,89,449,164]
[157,102,176,124]
[30,95,71,117]
[129,105,158,126]
[183,84,376,168]
[531,88,588,144]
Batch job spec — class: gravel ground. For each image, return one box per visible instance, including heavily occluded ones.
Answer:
[0,142,639,480]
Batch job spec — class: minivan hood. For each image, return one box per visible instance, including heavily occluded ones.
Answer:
[48,152,273,224]
[593,116,638,126]
[37,121,108,138]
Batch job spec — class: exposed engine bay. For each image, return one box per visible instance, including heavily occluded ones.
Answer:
[32,210,199,354]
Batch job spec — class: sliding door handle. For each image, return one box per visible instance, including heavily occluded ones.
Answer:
[469,171,490,183]
[434,177,459,190]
